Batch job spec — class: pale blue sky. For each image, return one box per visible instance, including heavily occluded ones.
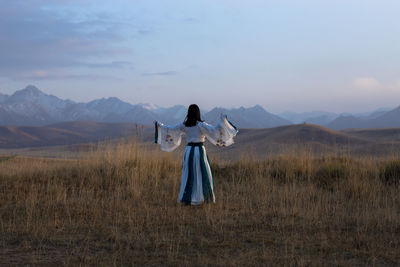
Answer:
[0,0,399,113]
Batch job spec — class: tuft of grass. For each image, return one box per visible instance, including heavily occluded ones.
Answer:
[380,160,400,185]
[0,140,399,266]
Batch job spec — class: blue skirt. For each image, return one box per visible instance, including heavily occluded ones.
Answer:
[178,142,215,205]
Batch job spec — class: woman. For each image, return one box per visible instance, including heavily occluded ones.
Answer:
[154,104,238,205]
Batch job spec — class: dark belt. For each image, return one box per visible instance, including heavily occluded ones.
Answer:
[187,142,204,147]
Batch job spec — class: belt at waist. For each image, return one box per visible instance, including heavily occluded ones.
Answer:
[187,142,204,147]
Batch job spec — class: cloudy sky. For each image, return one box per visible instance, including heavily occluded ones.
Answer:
[0,0,399,113]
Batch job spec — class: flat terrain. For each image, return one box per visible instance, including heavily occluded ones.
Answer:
[0,141,399,265]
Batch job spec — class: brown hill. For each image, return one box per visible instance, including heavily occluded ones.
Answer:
[204,123,373,159]
[2,122,400,158]
[236,123,370,145]
[45,121,148,139]
[0,122,151,148]
[0,125,86,148]
[343,128,400,143]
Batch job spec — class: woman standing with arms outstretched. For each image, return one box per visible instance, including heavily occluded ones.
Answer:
[154,104,238,205]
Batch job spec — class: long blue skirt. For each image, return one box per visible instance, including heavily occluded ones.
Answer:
[178,143,215,205]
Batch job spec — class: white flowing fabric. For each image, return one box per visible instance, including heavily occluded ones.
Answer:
[155,114,238,152]
[155,114,238,205]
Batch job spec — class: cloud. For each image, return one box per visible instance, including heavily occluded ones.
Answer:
[79,61,134,69]
[0,1,133,80]
[352,77,400,94]
[17,70,120,81]
[387,79,400,92]
[142,71,178,76]
[352,77,381,90]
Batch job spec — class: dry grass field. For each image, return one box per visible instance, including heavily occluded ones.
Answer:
[0,139,399,266]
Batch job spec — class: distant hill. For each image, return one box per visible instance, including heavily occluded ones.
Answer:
[2,121,400,158]
[206,123,400,159]
[343,128,400,143]
[326,106,400,130]
[3,120,399,150]
[0,122,355,149]
[0,125,85,148]
[214,123,368,155]
[279,111,338,125]
[0,121,151,148]
[325,115,366,130]
[236,123,369,145]
[370,106,400,128]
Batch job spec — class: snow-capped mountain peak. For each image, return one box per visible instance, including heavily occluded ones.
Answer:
[2,85,399,129]
[141,103,160,111]
[8,85,45,101]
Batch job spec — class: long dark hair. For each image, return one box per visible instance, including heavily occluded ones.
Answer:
[184,104,203,127]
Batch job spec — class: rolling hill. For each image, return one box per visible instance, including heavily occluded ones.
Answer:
[0,122,151,148]
[235,123,369,146]
[2,121,400,159]
[203,123,373,158]
[343,128,400,143]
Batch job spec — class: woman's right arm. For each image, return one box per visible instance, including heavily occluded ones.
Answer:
[154,121,184,152]
[200,114,238,147]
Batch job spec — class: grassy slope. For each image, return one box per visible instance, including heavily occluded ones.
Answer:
[0,141,399,266]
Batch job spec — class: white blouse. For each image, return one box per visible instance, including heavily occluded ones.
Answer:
[155,115,238,152]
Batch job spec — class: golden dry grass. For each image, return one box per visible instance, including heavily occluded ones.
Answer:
[0,140,399,266]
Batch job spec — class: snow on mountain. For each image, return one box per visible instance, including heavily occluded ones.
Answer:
[120,105,158,125]
[78,97,136,121]
[0,104,31,125]
[141,103,160,111]
[86,97,134,114]
[154,105,188,124]
[0,86,161,125]
[1,85,399,129]
[204,105,291,128]
[0,87,293,128]
[63,101,157,124]
[5,85,75,122]
[0,93,8,103]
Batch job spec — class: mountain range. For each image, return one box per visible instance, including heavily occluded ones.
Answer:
[1,85,400,129]
[0,85,289,128]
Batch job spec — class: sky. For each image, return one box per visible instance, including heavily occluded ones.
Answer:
[0,0,399,113]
